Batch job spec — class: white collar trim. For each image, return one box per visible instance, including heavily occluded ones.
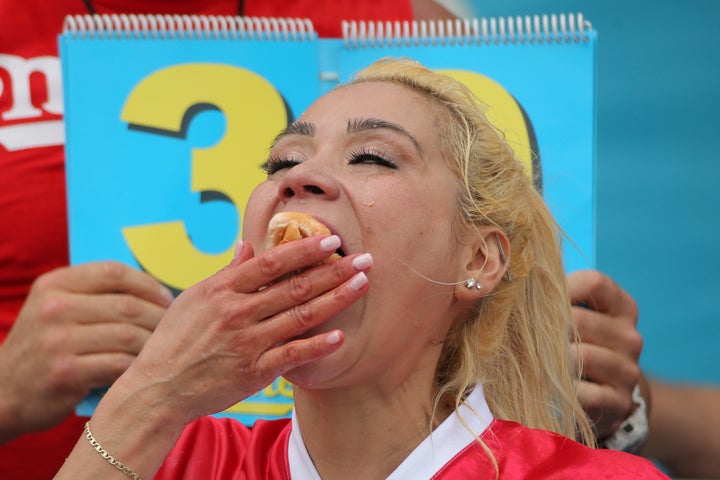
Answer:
[287,386,494,480]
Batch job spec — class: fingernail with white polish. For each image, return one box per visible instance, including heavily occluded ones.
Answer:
[233,240,245,260]
[327,331,341,345]
[349,272,368,291]
[320,235,341,253]
[352,253,373,271]
[160,286,175,303]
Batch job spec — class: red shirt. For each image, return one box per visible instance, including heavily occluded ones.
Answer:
[157,414,668,479]
[0,1,413,478]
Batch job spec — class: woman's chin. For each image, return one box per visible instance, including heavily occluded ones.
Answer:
[282,347,350,390]
[283,310,362,387]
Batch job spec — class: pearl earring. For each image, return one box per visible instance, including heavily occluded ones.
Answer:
[464,278,482,290]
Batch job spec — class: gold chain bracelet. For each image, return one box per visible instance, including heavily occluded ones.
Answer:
[84,422,142,480]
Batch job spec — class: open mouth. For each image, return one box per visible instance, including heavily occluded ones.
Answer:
[266,211,346,264]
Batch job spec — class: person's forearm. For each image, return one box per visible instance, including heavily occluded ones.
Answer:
[54,371,186,479]
[641,380,720,478]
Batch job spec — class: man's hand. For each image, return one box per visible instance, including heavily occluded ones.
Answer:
[0,262,172,443]
[568,269,648,441]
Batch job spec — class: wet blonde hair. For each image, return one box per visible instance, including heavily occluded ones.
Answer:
[351,58,595,447]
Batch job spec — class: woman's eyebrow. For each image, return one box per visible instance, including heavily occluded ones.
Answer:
[347,117,423,155]
[271,121,315,147]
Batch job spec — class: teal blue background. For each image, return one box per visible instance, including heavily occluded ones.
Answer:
[453,1,720,385]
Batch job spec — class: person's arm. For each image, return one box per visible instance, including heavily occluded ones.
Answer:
[54,237,371,479]
[640,380,720,478]
[0,262,172,444]
[570,270,720,476]
[568,269,649,443]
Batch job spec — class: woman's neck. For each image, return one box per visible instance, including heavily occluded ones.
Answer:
[293,383,453,480]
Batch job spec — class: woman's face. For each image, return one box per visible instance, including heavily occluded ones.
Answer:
[243,81,471,389]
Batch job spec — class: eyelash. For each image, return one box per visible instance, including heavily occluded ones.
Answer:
[264,147,398,175]
[263,157,300,175]
[346,147,398,169]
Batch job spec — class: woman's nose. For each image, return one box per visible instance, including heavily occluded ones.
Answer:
[277,165,340,203]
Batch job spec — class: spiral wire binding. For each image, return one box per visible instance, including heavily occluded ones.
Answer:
[62,14,316,41]
[341,13,592,48]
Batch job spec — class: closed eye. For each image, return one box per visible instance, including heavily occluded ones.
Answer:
[264,157,301,175]
[347,148,398,169]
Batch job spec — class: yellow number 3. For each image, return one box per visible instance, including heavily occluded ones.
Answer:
[120,64,287,291]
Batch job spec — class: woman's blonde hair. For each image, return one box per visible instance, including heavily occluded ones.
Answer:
[351,58,595,447]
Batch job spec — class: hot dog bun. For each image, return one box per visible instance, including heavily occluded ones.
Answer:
[266,212,341,263]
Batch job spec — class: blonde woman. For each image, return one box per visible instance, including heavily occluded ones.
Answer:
[56,59,667,479]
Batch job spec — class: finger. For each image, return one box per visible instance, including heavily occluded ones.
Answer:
[222,235,343,293]
[227,239,255,266]
[70,352,135,395]
[259,330,345,380]
[257,271,369,355]
[249,253,372,320]
[72,323,154,355]
[577,379,628,436]
[567,270,638,319]
[44,352,135,394]
[70,292,167,330]
[577,379,617,414]
[285,328,345,368]
[39,261,174,307]
[577,342,640,389]
[571,305,643,357]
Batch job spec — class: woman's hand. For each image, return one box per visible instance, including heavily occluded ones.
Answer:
[53,234,372,480]
[118,234,371,423]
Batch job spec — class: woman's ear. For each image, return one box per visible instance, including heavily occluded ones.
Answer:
[454,228,510,301]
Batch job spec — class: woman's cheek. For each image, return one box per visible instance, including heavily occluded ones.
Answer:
[242,183,276,246]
